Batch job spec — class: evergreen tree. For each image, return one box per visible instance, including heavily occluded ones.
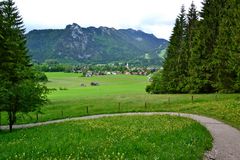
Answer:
[186,23,203,93]
[175,6,188,92]
[212,0,240,92]
[186,2,198,44]
[188,0,227,93]
[146,1,240,94]
[0,1,5,61]
[0,0,48,132]
[0,1,8,113]
[185,2,200,92]
[160,6,187,93]
[160,18,181,93]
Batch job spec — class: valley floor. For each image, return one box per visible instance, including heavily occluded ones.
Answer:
[0,73,240,159]
[0,73,239,129]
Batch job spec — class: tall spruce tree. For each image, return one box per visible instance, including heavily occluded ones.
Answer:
[0,1,5,60]
[146,1,240,94]
[160,6,187,93]
[188,0,227,93]
[0,1,4,115]
[234,1,240,91]
[175,6,188,92]
[160,18,181,93]
[212,0,240,92]
[0,0,48,132]
[186,2,198,47]
[185,2,199,92]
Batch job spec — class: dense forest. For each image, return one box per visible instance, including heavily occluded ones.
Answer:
[147,0,240,94]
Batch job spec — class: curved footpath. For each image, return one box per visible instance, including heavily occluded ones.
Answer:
[1,112,240,160]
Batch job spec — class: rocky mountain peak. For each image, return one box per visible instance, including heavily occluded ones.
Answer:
[66,23,84,39]
[98,26,116,35]
[26,23,168,66]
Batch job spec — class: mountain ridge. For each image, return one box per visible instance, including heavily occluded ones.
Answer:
[26,23,168,66]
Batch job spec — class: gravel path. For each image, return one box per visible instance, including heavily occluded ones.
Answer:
[1,112,240,160]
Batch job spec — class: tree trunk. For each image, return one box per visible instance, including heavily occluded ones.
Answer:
[8,111,13,132]
[0,111,1,130]
[8,111,16,132]
[9,123,13,132]
[8,96,18,132]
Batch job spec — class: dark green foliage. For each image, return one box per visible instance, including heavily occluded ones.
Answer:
[34,59,73,72]
[26,24,168,66]
[146,71,163,94]
[188,0,228,93]
[160,6,187,93]
[145,85,152,93]
[0,0,48,132]
[35,72,48,82]
[185,3,202,93]
[212,0,240,92]
[147,0,240,94]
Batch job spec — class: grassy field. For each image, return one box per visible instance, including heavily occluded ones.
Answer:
[0,72,239,130]
[0,115,212,160]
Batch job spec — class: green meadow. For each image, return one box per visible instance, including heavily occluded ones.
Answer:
[1,72,240,159]
[0,72,240,130]
[0,115,212,160]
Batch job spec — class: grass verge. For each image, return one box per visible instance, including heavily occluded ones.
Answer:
[0,115,212,160]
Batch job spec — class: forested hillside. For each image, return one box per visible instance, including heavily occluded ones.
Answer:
[26,23,168,66]
[147,0,240,93]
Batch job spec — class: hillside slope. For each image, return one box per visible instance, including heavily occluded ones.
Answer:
[26,23,168,65]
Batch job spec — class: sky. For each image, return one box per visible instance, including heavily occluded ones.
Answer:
[15,0,203,40]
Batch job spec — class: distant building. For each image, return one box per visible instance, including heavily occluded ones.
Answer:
[85,71,93,77]
[125,72,131,75]
[126,63,129,70]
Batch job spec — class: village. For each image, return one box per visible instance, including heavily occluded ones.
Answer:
[72,63,160,77]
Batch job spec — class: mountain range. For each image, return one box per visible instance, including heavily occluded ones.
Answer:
[26,23,168,66]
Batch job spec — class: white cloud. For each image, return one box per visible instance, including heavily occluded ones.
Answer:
[15,0,203,40]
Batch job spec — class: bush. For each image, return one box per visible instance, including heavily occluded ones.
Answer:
[146,71,164,94]
[35,72,48,82]
[145,85,152,93]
